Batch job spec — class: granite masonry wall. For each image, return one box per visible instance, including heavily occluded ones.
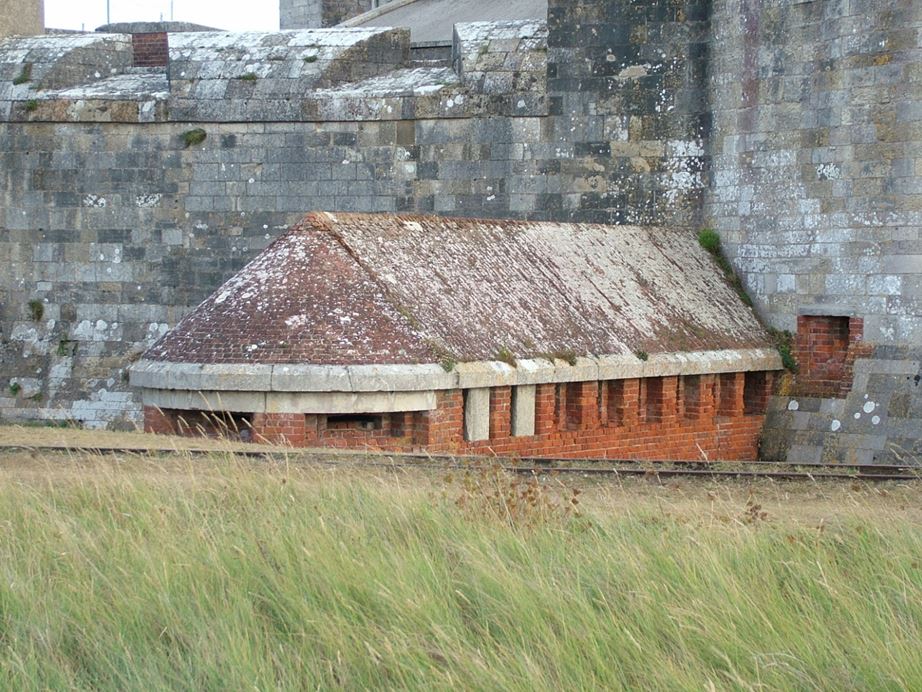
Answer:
[1,0,920,463]
[705,0,922,462]
[546,0,711,227]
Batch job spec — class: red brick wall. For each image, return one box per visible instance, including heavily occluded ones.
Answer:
[795,315,872,397]
[422,372,773,461]
[144,407,254,440]
[132,32,169,68]
[143,369,776,460]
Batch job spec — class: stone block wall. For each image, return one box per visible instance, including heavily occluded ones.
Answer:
[706,0,921,344]
[761,345,922,465]
[144,371,776,460]
[706,0,922,464]
[280,0,324,29]
[546,0,711,226]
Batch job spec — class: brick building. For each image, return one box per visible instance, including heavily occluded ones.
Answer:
[131,212,781,459]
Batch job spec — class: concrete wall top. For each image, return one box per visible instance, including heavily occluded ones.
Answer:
[0,21,548,123]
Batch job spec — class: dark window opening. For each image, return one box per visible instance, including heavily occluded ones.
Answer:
[683,375,701,420]
[644,377,664,423]
[565,382,582,430]
[744,371,769,415]
[718,373,738,416]
[389,412,408,437]
[606,380,625,426]
[168,409,253,441]
[326,414,383,431]
[796,314,853,396]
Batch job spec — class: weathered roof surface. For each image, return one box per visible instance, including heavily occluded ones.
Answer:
[144,212,773,367]
[344,0,548,43]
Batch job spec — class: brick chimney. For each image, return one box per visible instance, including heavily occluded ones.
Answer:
[131,32,169,68]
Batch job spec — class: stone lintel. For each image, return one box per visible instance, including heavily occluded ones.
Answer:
[797,303,858,317]
[130,348,783,395]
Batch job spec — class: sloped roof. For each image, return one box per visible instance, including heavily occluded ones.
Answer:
[143,212,773,368]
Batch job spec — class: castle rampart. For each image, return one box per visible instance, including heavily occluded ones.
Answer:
[0,0,919,462]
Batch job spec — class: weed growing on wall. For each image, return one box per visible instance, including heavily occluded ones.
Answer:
[181,128,207,148]
[495,346,517,367]
[12,63,32,85]
[698,228,753,307]
[767,327,797,372]
[27,299,44,321]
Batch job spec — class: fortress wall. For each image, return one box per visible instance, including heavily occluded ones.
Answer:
[706,0,922,462]
[706,0,921,344]
[546,0,712,227]
[0,16,713,430]
[0,116,548,428]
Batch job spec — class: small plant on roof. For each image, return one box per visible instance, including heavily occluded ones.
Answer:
[440,356,458,373]
[27,299,44,321]
[303,55,318,63]
[12,63,32,85]
[697,228,721,254]
[495,347,517,367]
[24,99,38,112]
[698,228,753,307]
[767,327,797,373]
[239,72,258,81]
[9,382,21,396]
[634,349,649,361]
[543,349,577,366]
[181,128,207,148]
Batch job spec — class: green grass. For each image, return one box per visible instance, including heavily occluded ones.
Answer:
[12,62,32,85]
[698,228,754,307]
[1,456,922,689]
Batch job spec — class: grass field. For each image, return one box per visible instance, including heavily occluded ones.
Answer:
[2,430,922,689]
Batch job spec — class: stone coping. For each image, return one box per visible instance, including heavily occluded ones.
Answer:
[131,348,783,394]
[797,303,858,317]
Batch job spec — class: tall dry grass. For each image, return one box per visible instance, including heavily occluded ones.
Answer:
[1,454,921,689]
